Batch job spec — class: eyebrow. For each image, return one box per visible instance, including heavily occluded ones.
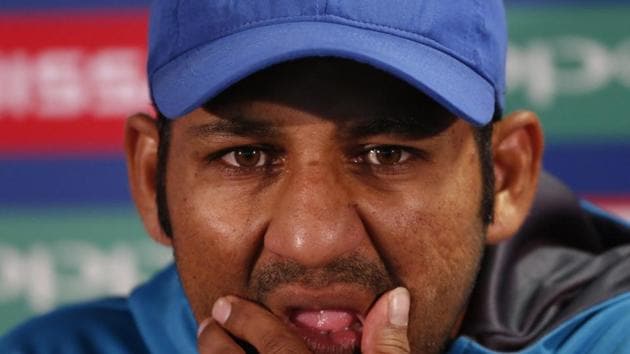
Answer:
[187,115,280,140]
[188,105,455,141]
[340,114,456,140]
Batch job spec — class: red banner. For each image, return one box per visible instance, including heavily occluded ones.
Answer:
[0,12,150,154]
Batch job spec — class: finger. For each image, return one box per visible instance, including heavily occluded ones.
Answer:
[361,287,411,354]
[197,318,245,354]
[212,296,311,354]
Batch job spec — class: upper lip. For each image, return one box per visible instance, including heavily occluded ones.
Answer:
[261,283,378,324]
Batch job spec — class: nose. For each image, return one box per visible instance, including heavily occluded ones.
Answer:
[264,162,364,267]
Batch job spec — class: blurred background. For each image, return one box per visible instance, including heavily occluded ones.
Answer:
[1,0,629,334]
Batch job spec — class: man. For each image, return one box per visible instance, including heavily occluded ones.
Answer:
[2,1,629,353]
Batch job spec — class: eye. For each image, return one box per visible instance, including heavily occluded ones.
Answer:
[364,146,411,165]
[220,147,268,167]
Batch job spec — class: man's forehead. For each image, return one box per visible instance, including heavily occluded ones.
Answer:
[185,108,456,139]
[181,100,456,144]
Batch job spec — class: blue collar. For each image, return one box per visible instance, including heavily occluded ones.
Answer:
[128,264,198,354]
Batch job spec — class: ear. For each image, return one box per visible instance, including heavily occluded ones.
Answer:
[124,113,172,246]
[486,111,544,244]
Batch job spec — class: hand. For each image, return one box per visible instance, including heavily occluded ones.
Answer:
[197,287,410,353]
[361,287,411,354]
[197,295,310,353]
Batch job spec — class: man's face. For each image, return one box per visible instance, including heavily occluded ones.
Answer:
[163,60,487,353]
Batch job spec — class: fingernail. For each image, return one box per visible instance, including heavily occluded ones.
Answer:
[388,287,410,327]
[212,297,231,325]
[197,318,211,338]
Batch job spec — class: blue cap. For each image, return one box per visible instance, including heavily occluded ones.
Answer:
[148,0,507,125]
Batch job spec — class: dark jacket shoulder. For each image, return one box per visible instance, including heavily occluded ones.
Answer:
[461,173,630,351]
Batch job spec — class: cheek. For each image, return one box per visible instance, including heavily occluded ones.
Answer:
[362,145,483,269]
[361,182,483,287]
[166,163,270,321]
[358,145,484,344]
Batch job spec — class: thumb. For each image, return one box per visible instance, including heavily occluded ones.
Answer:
[361,287,411,354]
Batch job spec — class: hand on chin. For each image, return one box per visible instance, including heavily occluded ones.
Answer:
[196,287,410,354]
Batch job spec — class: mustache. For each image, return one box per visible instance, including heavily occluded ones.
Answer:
[248,254,395,302]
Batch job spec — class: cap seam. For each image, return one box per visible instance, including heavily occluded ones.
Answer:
[212,14,313,39]
[209,14,465,56]
[476,0,503,108]
[173,0,182,61]
[149,16,311,82]
[325,14,491,86]
[177,13,494,86]
[473,0,484,86]
[150,18,495,91]
[248,13,495,87]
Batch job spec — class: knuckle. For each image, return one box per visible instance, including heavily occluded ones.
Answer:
[208,342,245,354]
[196,326,216,350]
[374,333,410,354]
[219,298,308,353]
[197,323,245,354]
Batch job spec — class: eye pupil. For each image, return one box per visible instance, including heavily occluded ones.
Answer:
[235,149,261,167]
[375,147,402,165]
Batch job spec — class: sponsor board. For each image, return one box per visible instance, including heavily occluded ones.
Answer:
[0,13,150,154]
[507,7,630,141]
[1,4,628,336]
[2,9,630,153]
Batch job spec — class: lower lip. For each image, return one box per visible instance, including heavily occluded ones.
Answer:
[293,326,361,352]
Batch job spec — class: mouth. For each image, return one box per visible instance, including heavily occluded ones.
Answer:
[289,308,363,352]
[262,284,374,353]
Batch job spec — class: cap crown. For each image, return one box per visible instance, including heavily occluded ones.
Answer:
[148,0,507,122]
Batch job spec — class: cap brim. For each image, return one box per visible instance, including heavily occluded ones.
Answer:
[151,21,495,125]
